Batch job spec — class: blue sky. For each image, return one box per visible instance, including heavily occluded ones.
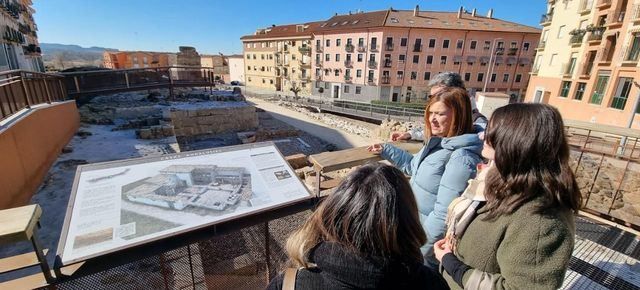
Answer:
[33,0,546,55]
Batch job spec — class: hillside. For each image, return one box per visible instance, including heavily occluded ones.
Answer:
[40,43,119,70]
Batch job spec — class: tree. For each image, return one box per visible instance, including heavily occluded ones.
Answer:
[290,81,301,100]
[52,51,69,70]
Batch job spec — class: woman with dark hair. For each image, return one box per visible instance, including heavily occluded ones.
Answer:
[434,103,582,289]
[266,163,449,290]
[368,87,483,266]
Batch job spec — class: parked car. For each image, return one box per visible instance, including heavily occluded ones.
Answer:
[230,81,241,86]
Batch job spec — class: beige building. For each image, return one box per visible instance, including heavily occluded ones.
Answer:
[228,54,245,84]
[200,54,230,82]
[526,0,640,129]
[241,22,321,96]
[0,0,43,72]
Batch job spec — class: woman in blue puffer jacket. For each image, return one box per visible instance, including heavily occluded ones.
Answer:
[368,87,482,267]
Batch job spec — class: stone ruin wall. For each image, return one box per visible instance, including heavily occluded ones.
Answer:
[170,106,258,140]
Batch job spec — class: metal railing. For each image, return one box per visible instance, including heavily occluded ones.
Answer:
[345,44,354,53]
[385,43,394,51]
[588,27,605,41]
[0,70,68,121]
[61,66,217,97]
[540,13,553,25]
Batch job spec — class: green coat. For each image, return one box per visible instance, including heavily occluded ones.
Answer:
[443,198,575,290]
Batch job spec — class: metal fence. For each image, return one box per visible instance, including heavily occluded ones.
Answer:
[0,70,67,121]
[61,66,218,97]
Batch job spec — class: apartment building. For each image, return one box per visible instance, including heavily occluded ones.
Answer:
[0,0,43,72]
[103,51,171,69]
[526,0,640,129]
[241,22,321,96]
[312,7,540,102]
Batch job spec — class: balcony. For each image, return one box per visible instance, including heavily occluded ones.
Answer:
[381,76,390,84]
[561,62,575,77]
[298,46,311,54]
[507,48,518,56]
[495,47,505,55]
[315,75,323,81]
[370,44,379,52]
[596,0,611,9]
[315,45,323,52]
[344,60,353,67]
[385,43,394,51]
[383,59,392,68]
[357,45,367,52]
[606,10,626,28]
[413,44,423,52]
[300,62,311,68]
[569,30,586,46]
[540,13,553,26]
[632,4,640,23]
[530,66,540,75]
[367,77,376,85]
[579,61,594,78]
[299,74,311,82]
[345,44,354,53]
[578,0,592,14]
[344,75,352,83]
[368,60,377,68]
[597,45,614,64]
[587,27,605,42]
[536,41,546,51]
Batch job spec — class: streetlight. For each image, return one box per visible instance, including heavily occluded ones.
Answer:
[482,38,504,92]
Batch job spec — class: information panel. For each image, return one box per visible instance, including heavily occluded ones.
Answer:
[57,142,311,265]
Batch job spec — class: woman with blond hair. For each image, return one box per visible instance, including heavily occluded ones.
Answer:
[434,103,582,289]
[266,163,449,290]
[368,87,483,267]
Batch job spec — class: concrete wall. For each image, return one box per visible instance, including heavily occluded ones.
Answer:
[0,101,80,209]
[229,57,245,83]
[170,105,258,139]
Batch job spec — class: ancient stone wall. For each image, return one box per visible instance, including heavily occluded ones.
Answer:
[170,105,258,140]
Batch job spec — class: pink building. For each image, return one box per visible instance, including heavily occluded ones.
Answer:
[311,7,541,102]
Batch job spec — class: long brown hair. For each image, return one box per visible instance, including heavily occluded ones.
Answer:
[424,87,474,139]
[483,103,582,219]
[286,163,426,267]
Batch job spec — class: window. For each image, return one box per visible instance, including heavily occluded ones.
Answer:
[262,79,265,84]
[590,73,610,104]
[426,55,433,64]
[334,69,340,76]
[610,77,634,109]
[357,54,363,62]
[470,40,477,50]
[247,66,251,70]
[357,69,362,77]
[523,42,530,51]
[574,82,586,100]
[515,74,522,83]
[558,25,565,39]
[270,80,274,84]
[370,37,377,48]
[344,85,350,93]
[424,72,431,80]
[456,40,464,49]
[326,39,331,47]
[440,56,447,65]
[399,54,406,63]
[347,38,353,45]
[443,39,450,49]
[428,38,436,48]
[503,74,509,82]
[560,81,571,97]
[246,54,250,59]
[491,73,497,82]
[345,69,351,77]
[358,38,365,47]
[411,71,417,80]
[246,43,250,48]
[368,70,374,81]
[568,54,578,75]
[464,73,471,82]
[325,69,330,76]
[336,39,342,46]
[413,55,419,64]
[356,86,362,94]
[401,38,408,46]
[510,42,517,49]
[397,71,404,79]
[625,33,640,61]
[484,41,491,50]
[477,73,484,82]
[325,54,330,61]
[335,54,340,61]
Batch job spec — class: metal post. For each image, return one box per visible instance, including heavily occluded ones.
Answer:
[31,231,55,284]
[20,72,31,108]
[187,244,196,288]
[73,76,80,93]
[264,222,271,280]
[124,71,130,88]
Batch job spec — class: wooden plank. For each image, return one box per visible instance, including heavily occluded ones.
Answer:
[309,141,422,173]
[0,205,41,244]
[0,271,49,289]
[0,249,48,274]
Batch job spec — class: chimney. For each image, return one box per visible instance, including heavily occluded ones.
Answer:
[414,5,419,17]
[487,9,494,19]
[472,8,477,17]
[457,6,464,18]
